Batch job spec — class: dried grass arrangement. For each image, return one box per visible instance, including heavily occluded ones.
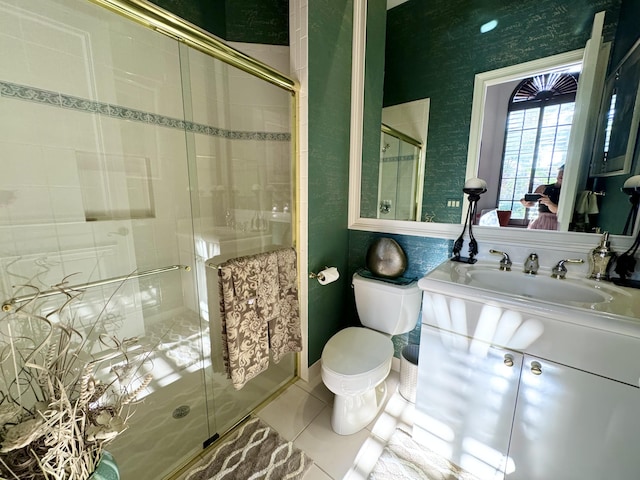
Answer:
[0,280,152,480]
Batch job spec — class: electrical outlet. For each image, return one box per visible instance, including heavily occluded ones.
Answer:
[446,199,460,208]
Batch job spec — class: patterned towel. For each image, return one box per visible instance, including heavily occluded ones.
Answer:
[218,248,302,389]
[269,247,303,363]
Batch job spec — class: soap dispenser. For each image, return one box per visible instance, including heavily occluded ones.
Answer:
[589,231,615,280]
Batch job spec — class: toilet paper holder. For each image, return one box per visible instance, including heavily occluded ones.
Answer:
[309,266,340,285]
[309,267,331,281]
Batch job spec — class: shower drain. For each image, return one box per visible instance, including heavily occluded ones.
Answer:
[172,405,191,419]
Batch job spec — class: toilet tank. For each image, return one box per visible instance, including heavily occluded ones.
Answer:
[352,272,422,335]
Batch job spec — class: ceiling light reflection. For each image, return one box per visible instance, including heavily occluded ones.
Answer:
[480,20,498,33]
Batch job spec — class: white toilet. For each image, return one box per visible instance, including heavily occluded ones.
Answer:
[321,272,422,435]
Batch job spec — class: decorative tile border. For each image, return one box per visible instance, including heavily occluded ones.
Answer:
[382,154,418,163]
[0,80,290,142]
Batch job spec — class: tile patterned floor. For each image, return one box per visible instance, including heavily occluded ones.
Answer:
[255,370,414,480]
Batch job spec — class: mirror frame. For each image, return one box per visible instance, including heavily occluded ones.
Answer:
[348,0,638,253]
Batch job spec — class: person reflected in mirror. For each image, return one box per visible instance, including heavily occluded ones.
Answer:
[520,165,563,230]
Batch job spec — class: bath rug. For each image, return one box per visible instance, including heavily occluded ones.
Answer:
[369,428,480,480]
[185,416,312,480]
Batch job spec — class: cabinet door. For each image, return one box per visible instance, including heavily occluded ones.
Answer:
[507,356,640,479]
[414,325,522,480]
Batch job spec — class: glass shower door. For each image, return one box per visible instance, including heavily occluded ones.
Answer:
[0,1,211,478]
[0,1,296,478]
[182,43,297,439]
[378,129,421,221]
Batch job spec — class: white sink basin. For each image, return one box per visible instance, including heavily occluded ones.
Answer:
[466,269,610,304]
[418,260,636,318]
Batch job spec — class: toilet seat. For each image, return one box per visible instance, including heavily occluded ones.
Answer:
[321,327,394,395]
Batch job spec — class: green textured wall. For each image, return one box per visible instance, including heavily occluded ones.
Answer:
[383,0,621,224]
[225,1,289,45]
[148,0,288,45]
[307,0,354,365]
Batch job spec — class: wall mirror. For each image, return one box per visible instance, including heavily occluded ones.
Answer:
[349,0,640,251]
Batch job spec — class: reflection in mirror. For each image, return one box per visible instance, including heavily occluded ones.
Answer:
[590,40,640,178]
[585,0,640,236]
[469,5,640,236]
[360,97,429,221]
[353,0,640,235]
[473,55,584,232]
[376,124,422,220]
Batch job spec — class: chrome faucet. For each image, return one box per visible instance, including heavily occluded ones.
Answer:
[524,253,539,274]
[489,249,512,271]
[551,258,584,279]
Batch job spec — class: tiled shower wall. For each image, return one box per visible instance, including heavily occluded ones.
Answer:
[0,0,292,312]
[0,0,295,477]
[0,0,191,324]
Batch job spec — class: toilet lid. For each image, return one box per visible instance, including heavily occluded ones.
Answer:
[322,327,394,376]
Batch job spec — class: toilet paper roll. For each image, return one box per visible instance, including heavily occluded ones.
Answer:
[318,267,340,285]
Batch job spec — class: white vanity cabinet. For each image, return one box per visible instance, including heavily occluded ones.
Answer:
[508,355,640,480]
[414,268,640,480]
[415,325,521,479]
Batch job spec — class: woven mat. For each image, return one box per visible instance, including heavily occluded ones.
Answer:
[369,429,480,480]
[185,417,312,480]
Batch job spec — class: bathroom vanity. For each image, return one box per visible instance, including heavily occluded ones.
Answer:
[413,260,640,480]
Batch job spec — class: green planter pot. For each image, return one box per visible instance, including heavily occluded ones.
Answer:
[89,451,119,480]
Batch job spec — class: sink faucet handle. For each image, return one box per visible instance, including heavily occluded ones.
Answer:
[524,253,539,274]
[551,258,585,279]
[489,249,512,271]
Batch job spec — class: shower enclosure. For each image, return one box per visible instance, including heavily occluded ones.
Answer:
[0,0,297,478]
[378,124,422,221]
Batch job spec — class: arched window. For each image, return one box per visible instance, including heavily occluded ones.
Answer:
[497,72,579,225]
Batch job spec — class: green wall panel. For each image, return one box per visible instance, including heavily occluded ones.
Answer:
[225,0,289,45]
[307,0,354,365]
[149,0,226,38]
[148,0,288,45]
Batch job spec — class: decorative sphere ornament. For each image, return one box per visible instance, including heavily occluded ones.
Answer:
[366,238,407,278]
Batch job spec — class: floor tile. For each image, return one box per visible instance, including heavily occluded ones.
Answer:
[303,463,334,480]
[296,376,334,405]
[343,435,387,480]
[294,406,372,480]
[257,383,326,441]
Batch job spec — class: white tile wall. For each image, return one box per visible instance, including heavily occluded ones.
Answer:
[0,2,298,478]
[1,0,184,117]
[0,0,192,338]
